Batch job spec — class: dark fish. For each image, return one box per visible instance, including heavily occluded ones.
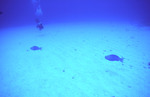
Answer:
[30,46,42,50]
[105,54,124,62]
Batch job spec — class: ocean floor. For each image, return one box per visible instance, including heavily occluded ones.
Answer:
[0,22,150,97]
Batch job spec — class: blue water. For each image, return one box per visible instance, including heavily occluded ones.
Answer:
[0,0,150,97]
[0,0,150,28]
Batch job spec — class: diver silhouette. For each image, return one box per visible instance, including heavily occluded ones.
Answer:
[36,18,44,30]
[32,0,44,30]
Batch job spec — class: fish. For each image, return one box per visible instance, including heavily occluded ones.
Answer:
[105,54,124,62]
[30,46,42,50]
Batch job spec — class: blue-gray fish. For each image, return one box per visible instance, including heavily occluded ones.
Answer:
[30,46,42,50]
[105,54,124,62]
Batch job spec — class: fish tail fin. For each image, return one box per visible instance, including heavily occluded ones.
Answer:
[120,57,124,62]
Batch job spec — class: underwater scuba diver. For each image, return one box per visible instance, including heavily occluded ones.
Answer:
[35,18,44,30]
[32,0,44,30]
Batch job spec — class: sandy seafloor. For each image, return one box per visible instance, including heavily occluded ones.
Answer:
[0,22,150,97]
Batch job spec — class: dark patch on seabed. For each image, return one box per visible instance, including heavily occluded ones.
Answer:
[148,62,150,69]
